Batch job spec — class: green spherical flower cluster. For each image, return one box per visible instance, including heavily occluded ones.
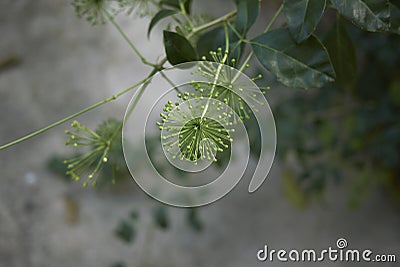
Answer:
[71,0,152,25]
[158,95,234,163]
[64,119,122,186]
[177,117,232,162]
[157,50,270,165]
[116,0,153,17]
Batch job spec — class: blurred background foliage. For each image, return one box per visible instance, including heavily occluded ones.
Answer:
[276,16,400,209]
[190,0,400,209]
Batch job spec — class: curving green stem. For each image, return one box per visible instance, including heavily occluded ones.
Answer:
[200,22,230,119]
[0,6,241,151]
[263,3,284,34]
[187,10,237,39]
[179,0,194,29]
[0,67,163,151]
[232,2,284,83]
[103,8,157,67]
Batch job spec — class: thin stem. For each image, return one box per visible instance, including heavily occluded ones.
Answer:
[160,71,184,95]
[179,0,194,29]
[187,10,237,39]
[103,8,156,67]
[264,3,284,33]
[201,22,229,119]
[0,7,243,151]
[125,70,157,120]
[227,20,243,40]
[0,64,166,151]
[231,2,284,83]
[0,84,138,151]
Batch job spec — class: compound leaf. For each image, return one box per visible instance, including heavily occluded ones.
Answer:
[251,28,335,89]
[234,0,260,37]
[283,0,327,42]
[330,0,390,32]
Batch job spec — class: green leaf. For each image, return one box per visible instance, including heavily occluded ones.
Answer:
[234,0,260,36]
[283,0,327,43]
[390,3,400,34]
[153,206,169,230]
[148,9,178,38]
[163,31,198,65]
[251,28,335,89]
[330,0,390,32]
[323,18,357,90]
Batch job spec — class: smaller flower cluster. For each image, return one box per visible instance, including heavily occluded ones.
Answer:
[71,0,153,25]
[116,0,153,17]
[72,0,110,25]
[64,119,121,186]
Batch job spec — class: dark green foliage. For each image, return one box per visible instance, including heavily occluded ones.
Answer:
[276,30,400,207]
[389,3,400,34]
[251,28,335,89]
[323,17,357,91]
[283,0,327,42]
[196,27,227,59]
[330,0,390,32]
[196,0,259,62]
[234,0,259,37]
[163,31,198,65]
